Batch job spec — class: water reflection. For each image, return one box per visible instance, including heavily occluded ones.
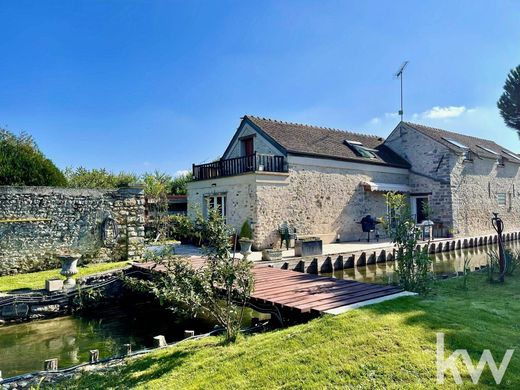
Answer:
[327,241,520,284]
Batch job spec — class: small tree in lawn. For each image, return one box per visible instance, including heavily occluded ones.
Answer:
[133,209,255,343]
[498,64,520,135]
[383,192,432,294]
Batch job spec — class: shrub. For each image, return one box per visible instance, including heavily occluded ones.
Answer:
[129,209,254,343]
[239,220,253,240]
[383,192,433,294]
[0,129,66,186]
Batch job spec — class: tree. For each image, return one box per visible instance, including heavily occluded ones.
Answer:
[143,171,173,240]
[64,167,138,189]
[131,210,255,343]
[0,129,66,186]
[498,64,520,134]
[170,171,193,195]
[383,192,432,294]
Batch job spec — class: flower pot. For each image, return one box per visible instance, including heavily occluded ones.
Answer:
[262,249,283,261]
[239,238,253,255]
[59,254,81,288]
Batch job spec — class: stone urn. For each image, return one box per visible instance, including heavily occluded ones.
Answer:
[59,253,81,288]
[239,238,253,256]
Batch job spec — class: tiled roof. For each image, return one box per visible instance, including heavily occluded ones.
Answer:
[402,122,520,162]
[244,115,410,168]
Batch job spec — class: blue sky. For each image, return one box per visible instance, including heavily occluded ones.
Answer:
[1,1,520,176]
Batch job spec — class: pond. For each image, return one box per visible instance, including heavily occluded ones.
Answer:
[0,300,263,378]
[326,240,520,284]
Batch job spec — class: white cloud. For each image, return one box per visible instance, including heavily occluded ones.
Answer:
[369,117,381,125]
[422,106,467,119]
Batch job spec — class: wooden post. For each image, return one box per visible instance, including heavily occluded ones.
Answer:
[153,335,167,348]
[124,343,132,355]
[89,350,99,364]
[184,330,195,339]
[44,358,58,371]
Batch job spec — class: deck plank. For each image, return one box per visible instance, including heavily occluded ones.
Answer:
[132,259,405,315]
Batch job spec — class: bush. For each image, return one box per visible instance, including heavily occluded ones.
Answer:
[64,167,138,189]
[383,192,433,294]
[0,129,66,186]
[239,220,253,240]
[166,214,200,244]
[130,209,255,343]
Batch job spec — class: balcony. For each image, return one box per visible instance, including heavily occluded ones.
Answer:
[192,153,287,181]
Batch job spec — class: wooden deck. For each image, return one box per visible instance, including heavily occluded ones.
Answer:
[131,259,409,316]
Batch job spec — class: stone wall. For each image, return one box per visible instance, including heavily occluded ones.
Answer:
[450,155,520,236]
[385,123,455,228]
[187,174,257,233]
[253,156,409,249]
[188,156,409,250]
[0,186,145,275]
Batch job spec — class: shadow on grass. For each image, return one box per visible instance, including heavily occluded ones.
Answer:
[57,349,192,389]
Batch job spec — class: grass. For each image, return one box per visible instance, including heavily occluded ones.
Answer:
[0,261,130,292]
[56,272,520,389]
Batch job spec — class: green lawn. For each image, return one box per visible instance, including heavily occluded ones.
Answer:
[57,272,520,389]
[0,261,130,292]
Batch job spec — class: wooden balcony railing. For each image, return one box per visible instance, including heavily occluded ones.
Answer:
[192,153,286,181]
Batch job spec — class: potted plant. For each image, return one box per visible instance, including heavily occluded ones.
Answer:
[447,227,455,238]
[238,220,254,255]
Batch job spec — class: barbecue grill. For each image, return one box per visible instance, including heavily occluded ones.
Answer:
[357,215,381,242]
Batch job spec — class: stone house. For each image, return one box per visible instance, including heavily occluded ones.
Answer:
[187,116,520,250]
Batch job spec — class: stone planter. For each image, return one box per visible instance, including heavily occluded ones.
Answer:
[59,254,81,288]
[239,238,253,256]
[262,249,283,261]
[294,238,323,257]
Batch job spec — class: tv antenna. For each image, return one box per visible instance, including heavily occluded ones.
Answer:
[394,61,409,122]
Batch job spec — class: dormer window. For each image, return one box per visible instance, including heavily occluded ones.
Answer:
[344,140,378,159]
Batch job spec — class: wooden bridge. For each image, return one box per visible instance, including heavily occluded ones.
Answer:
[132,258,411,318]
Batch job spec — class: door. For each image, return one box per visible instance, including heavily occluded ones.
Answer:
[242,138,254,156]
[412,197,429,223]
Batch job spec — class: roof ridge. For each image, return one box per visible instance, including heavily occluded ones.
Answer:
[403,121,499,145]
[245,114,381,139]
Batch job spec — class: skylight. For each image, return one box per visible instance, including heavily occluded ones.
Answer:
[442,137,468,149]
[477,145,499,155]
[502,150,520,163]
[344,140,377,159]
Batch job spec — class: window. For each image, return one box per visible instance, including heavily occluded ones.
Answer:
[477,145,499,156]
[344,140,378,159]
[442,137,468,150]
[497,193,507,206]
[205,194,227,217]
[502,150,520,163]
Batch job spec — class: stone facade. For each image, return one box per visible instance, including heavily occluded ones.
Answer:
[0,186,145,275]
[386,122,520,236]
[188,157,409,250]
[189,119,520,250]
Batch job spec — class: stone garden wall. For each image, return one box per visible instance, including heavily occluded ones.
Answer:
[0,186,145,275]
